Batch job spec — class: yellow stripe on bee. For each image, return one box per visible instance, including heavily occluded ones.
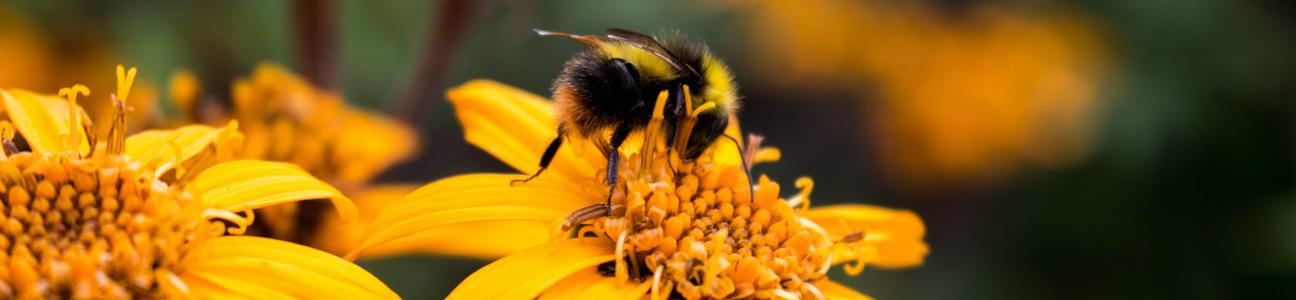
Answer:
[599,43,674,81]
[701,53,737,110]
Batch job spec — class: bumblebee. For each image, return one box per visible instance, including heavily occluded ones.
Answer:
[514,28,745,207]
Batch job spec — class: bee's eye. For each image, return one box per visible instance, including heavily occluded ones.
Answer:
[609,59,639,90]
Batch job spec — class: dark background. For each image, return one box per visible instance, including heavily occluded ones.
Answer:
[2,0,1294,298]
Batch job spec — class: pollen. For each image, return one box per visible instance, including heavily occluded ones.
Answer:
[565,111,843,299]
[0,150,211,299]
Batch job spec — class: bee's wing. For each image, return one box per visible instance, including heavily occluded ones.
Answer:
[534,28,605,48]
[605,28,700,78]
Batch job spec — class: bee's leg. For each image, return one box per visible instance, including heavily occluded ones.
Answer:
[605,123,634,211]
[511,132,564,186]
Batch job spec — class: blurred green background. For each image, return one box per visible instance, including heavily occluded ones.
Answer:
[2,0,1294,298]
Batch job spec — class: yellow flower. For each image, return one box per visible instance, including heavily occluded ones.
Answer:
[0,66,397,299]
[743,0,1108,187]
[0,3,134,130]
[348,80,928,299]
[168,64,419,247]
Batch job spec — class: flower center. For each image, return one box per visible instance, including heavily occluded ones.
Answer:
[0,152,205,298]
[576,144,835,299]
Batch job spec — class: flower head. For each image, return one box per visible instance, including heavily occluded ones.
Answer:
[0,66,396,299]
[167,64,419,246]
[743,0,1108,186]
[349,80,927,299]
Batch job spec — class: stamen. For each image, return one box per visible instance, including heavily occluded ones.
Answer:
[804,282,825,300]
[840,231,865,243]
[671,85,697,154]
[651,265,664,300]
[843,255,867,276]
[688,102,715,119]
[743,134,764,168]
[785,177,814,211]
[681,85,694,116]
[614,230,630,283]
[116,65,138,102]
[772,288,798,300]
[57,85,90,153]
[818,251,834,275]
[565,204,609,229]
[202,209,254,234]
[641,90,670,170]
[106,95,128,155]
[154,140,185,177]
[156,270,189,297]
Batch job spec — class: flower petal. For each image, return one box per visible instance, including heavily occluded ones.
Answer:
[333,109,418,184]
[803,204,929,268]
[315,184,553,260]
[814,280,874,300]
[539,268,651,300]
[190,160,357,223]
[183,273,294,299]
[347,173,596,259]
[448,238,615,300]
[1,89,90,154]
[447,80,601,181]
[182,236,398,300]
[125,121,239,169]
[313,184,417,255]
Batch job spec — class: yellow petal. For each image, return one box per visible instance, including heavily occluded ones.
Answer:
[333,109,419,184]
[712,119,746,166]
[182,236,398,300]
[804,204,929,269]
[184,273,294,300]
[0,89,89,154]
[815,280,874,300]
[190,160,357,223]
[313,184,419,255]
[448,238,615,300]
[125,121,239,169]
[447,80,601,181]
[315,185,552,260]
[361,220,554,260]
[348,173,596,259]
[539,268,651,300]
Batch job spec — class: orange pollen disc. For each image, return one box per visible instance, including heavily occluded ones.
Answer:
[573,146,835,300]
[0,152,208,299]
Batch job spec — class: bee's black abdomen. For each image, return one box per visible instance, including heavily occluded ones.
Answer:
[554,51,648,138]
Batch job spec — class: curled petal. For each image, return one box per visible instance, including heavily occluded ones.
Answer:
[126,121,240,169]
[447,80,601,181]
[190,160,356,223]
[1,89,90,155]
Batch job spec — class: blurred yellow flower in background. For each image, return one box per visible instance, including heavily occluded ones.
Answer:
[347,80,928,299]
[167,64,419,249]
[743,0,1109,187]
[0,66,396,299]
[0,4,140,133]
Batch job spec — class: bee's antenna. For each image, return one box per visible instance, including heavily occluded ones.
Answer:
[722,133,755,204]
